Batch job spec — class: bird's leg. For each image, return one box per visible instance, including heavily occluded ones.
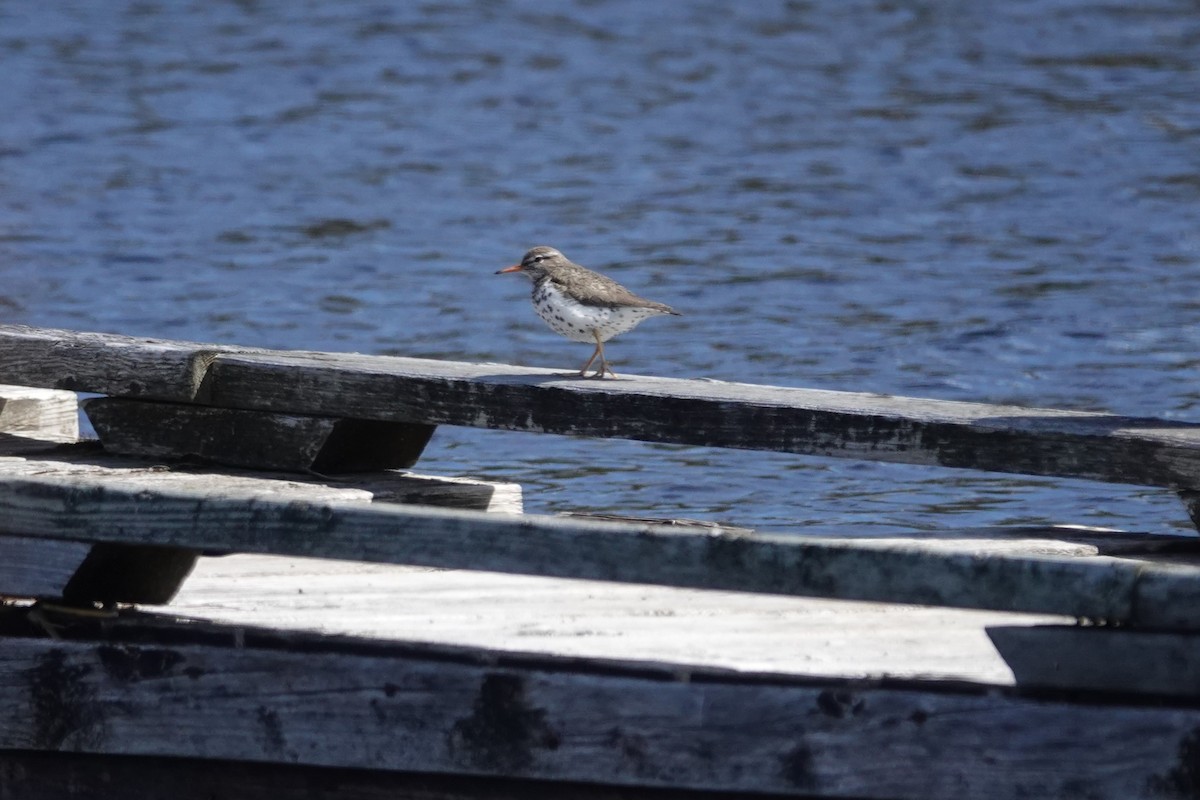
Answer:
[593,334,616,379]
[578,342,601,377]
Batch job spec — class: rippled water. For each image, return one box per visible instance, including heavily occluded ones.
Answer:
[2,1,1199,534]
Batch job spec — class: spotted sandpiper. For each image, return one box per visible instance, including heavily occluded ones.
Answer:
[496,246,681,378]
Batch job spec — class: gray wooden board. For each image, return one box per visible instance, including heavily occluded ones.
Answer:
[0,632,1196,799]
[0,326,252,402]
[0,447,522,513]
[0,448,520,602]
[0,537,93,598]
[82,397,437,473]
[4,325,1200,489]
[207,350,1200,489]
[161,554,1068,686]
[0,458,1198,626]
[0,385,78,442]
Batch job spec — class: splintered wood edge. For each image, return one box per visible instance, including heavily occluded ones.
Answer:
[0,470,1195,627]
[0,633,1195,799]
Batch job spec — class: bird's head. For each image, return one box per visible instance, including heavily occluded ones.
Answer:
[495,246,567,280]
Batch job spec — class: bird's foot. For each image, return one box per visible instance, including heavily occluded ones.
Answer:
[591,365,617,379]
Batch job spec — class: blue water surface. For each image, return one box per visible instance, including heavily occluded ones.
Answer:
[2,0,1198,534]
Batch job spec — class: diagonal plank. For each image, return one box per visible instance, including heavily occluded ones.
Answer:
[3,325,1200,488]
[0,464,1198,628]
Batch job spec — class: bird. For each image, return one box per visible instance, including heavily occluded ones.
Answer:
[496,246,680,378]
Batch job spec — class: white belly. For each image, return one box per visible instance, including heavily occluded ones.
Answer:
[532,282,664,343]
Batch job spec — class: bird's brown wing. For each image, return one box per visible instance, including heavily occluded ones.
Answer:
[558,272,680,315]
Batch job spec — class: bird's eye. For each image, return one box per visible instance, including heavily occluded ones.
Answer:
[532,255,545,263]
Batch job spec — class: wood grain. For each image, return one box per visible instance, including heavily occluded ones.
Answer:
[0,385,78,442]
[4,326,1200,489]
[0,446,521,514]
[0,326,252,401]
[0,391,91,601]
[0,537,93,599]
[0,458,1197,626]
[0,631,1196,799]
[214,350,1200,488]
[163,554,1068,686]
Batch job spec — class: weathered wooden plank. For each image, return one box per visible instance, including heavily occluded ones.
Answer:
[0,325,256,402]
[4,325,1200,489]
[82,398,436,473]
[0,394,89,602]
[0,463,1197,626]
[0,446,522,513]
[209,350,1200,488]
[987,625,1200,697]
[0,631,1196,799]
[161,554,1069,686]
[0,385,77,442]
[0,537,93,599]
[0,448,520,602]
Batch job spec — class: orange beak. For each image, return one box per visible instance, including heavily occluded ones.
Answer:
[495,264,523,275]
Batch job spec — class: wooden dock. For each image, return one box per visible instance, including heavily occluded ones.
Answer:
[2,324,1200,799]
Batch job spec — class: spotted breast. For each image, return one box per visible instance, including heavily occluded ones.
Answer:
[532,280,665,344]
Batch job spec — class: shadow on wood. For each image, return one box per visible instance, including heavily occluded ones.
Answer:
[83,398,436,474]
[61,543,199,605]
[0,750,780,800]
[987,624,1200,698]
